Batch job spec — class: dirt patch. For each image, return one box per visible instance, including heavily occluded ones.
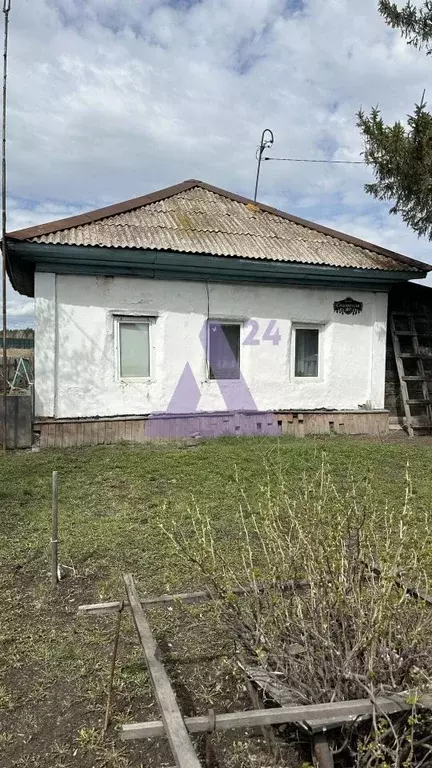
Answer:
[0,564,296,768]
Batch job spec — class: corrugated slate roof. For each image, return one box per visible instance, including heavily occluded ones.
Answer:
[7,180,429,273]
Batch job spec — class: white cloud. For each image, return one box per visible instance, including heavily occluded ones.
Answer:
[7,199,82,232]
[6,295,34,328]
[4,0,432,326]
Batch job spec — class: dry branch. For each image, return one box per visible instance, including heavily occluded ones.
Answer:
[163,459,432,766]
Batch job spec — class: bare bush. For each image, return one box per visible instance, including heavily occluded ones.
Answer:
[162,457,432,766]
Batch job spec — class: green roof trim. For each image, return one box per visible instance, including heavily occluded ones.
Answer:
[7,241,426,297]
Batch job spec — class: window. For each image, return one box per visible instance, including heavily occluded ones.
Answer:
[208,322,240,380]
[294,327,319,377]
[117,319,150,378]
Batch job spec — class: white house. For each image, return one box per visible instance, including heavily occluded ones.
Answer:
[6,180,430,445]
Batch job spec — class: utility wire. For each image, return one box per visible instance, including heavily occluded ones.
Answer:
[1,0,10,455]
[264,156,365,165]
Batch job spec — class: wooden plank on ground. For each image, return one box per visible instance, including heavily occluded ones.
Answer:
[123,573,202,768]
[242,663,358,733]
[121,693,432,740]
[79,566,430,619]
[78,579,310,616]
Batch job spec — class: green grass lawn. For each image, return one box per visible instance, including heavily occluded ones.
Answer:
[1,436,432,768]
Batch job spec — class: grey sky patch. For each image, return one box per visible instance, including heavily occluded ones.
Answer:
[93,8,125,35]
[284,0,306,13]
[229,21,274,75]
[316,136,341,156]
[48,0,88,31]
[167,0,203,8]
[231,48,265,76]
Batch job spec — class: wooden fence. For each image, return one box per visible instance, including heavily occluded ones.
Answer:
[0,329,34,350]
[0,356,34,390]
[0,394,33,448]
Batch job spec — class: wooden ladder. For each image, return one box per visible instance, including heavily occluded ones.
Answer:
[390,312,432,437]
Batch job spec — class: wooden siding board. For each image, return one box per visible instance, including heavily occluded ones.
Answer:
[39,425,48,448]
[76,421,85,447]
[124,420,132,442]
[130,421,137,442]
[69,422,78,448]
[105,420,113,445]
[132,420,144,442]
[0,395,32,449]
[46,423,56,448]
[57,422,65,447]
[92,421,99,445]
[61,423,71,448]
[35,410,389,449]
[83,422,93,445]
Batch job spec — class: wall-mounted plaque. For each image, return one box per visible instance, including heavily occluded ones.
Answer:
[333,297,363,316]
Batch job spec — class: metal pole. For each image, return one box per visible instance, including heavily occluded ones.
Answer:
[253,128,274,202]
[51,471,59,587]
[1,1,10,456]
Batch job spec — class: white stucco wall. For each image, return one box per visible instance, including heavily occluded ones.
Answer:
[34,272,388,418]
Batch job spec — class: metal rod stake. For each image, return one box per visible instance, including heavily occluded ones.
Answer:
[51,471,59,587]
[103,603,124,733]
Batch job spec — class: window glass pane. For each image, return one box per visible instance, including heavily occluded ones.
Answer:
[119,322,150,377]
[295,328,319,377]
[209,323,240,380]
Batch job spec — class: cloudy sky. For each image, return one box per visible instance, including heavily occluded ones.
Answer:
[4,0,432,326]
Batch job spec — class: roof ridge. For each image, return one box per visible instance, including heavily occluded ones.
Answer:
[5,177,431,272]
